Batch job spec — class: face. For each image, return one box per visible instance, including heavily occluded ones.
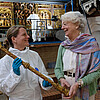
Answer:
[61,21,78,38]
[12,28,30,50]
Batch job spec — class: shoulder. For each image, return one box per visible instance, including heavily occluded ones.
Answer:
[0,55,13,64]
[28,50,40,59]
[59,44,63,49]
[0,54,12,60]
[28,50,39,56]
[58,44,66,52]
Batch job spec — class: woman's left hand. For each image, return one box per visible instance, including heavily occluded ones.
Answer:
[63,82,79,99]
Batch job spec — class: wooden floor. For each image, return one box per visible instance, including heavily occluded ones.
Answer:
[41,87,62,100]
[95,90,100,100]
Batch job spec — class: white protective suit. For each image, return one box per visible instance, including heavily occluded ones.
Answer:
[0,47,52,100]
[27,14,40,42]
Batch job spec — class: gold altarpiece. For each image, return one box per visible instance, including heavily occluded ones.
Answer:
[0,2,14,27]
[0,2,65,29]
[37,4,65,29]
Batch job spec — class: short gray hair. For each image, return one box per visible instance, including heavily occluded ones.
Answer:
[61,11,86,31]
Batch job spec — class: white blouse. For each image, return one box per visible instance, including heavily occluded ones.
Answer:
[63,49,77,73]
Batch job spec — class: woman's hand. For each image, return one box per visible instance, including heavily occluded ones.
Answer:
[60,78,70,88]
[63,82,79,99]
[12,58,22,76]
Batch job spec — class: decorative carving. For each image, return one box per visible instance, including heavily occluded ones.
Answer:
[0,2,12,6]
[0,2,13,27]
[14,2,34,27]
[38,4,51,8]
[38,9,51,28]
[53,9,65,28]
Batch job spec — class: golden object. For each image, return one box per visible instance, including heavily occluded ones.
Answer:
[0,46,69,97]
[53,9,65,28]
[0,2,14,27]
[54,9,65,19]
[0,91,3,95]
[38,9,51,27]
[0,42,1,48]
[53,4,64,8]
[38,4,51,8]
[0,2,12,7]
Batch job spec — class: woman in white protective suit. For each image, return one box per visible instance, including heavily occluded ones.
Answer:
[0,25,53,100]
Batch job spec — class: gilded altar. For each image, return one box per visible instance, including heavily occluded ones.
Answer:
[0,2,65,29]
[0,2,14,27]
[37,4,65,29]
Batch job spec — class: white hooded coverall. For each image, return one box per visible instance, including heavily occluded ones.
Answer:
[0,47,52,100]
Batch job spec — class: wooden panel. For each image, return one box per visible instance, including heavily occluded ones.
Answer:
[30,45,59,69]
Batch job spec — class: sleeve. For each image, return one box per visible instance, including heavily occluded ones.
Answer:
[39,74,53,90]
[0,57,22,95]
[82,69,100,87]
[36,53,53,90]
[54,45,65,80]
[82,50,100,86]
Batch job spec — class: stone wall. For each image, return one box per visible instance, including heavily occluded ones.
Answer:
[85,16,100,47]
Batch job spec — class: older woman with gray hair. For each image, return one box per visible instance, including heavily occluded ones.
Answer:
[55,11,100,100]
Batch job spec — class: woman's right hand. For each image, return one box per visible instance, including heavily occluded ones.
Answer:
[60,78,70,88]
[60,78,71,98]
[12,57,22,76]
